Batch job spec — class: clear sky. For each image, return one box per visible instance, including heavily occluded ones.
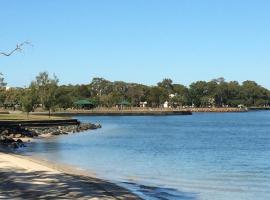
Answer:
[0,0,270,88]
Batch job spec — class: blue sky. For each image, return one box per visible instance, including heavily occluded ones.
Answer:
[0,0,270,88]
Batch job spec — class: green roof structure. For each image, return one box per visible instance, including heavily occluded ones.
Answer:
[117,100,131,106]
[74,100,96,110]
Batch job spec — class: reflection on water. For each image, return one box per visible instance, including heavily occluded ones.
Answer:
[23,112,270,200]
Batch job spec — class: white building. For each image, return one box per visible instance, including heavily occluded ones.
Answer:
[163,101,169,108]
[140,101,147,108]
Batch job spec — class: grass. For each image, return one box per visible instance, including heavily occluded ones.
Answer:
[0,113,67,121]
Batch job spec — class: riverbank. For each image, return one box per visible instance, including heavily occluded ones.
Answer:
[182,107,247,112]
[30,107,248,116]
[0,151,141,199]
[31,109,192,116]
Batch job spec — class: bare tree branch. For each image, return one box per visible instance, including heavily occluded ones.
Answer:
[0,41,32,57]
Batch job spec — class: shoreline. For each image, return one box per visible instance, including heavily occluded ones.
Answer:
[0,149,142,199]
[0,120,141,199]
[31,110,192,116]
[30,107,249,117]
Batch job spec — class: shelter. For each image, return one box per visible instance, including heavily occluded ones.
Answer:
[74,100,95,110]
[116,100,131,109]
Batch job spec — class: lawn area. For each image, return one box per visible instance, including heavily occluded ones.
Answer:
[0,113,67,121]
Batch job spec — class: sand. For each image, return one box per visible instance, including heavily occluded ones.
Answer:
[0,152,141,200]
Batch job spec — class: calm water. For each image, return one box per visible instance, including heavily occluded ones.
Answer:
[22,112,270,200]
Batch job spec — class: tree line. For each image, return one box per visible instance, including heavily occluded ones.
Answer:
[0,72,269,114]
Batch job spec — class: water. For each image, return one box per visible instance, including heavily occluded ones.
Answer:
[22,112,270,200]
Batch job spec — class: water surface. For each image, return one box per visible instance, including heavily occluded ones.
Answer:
[23,112,270,200]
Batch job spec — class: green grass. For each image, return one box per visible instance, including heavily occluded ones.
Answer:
[0,113,67,121]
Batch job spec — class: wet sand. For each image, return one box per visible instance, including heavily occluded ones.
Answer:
[0,152,141,199]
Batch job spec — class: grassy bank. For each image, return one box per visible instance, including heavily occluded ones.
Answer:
[0,113,67,121]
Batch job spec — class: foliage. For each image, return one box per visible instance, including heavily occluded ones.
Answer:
[0,73,269,110]
[21,83,38,115]
[33,72,59,116]
[0,73,6,88]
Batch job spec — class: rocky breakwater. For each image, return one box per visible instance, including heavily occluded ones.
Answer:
[0,123,102,149]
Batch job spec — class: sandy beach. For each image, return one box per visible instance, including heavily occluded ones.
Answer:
[0,151,141,200]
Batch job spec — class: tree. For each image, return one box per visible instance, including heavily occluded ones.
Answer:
[241,81,261,106]
[4,87,24,110]
[55,85,75,109]
[89,77,112,96]
[172,84,190,106]
[212,77,225,84]
[226,81,242,107]
[0,73,7,87]
[147,86,168,107]
[189,81,208,107]
[34,72,59,117]
[0,73,7,107]
[21,82,39,114]
[126,84,146,106]
[158,78,173,94]
[21,88,36,117]
[1,42,30,108]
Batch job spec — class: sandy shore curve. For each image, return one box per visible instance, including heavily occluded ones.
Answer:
[0,151,141,199]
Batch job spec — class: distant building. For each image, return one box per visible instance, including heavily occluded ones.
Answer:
[163,101,169,108]
[140,101,147,108]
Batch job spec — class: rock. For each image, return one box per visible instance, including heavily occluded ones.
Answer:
[1,137,15,144]
[14,134,22,138]
[16,139,23,143]
[1,130,9,135]
[0,121,102,149]
[0,135,5,141]
[52,131,61,135]
[12,142,19,149]
[95,123,102,129]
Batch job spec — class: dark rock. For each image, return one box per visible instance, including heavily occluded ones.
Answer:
[0,120,102,149]
[52,131,61,135]
[12,142,19,149]
[16,139,23,143]
[1,137,15,144]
